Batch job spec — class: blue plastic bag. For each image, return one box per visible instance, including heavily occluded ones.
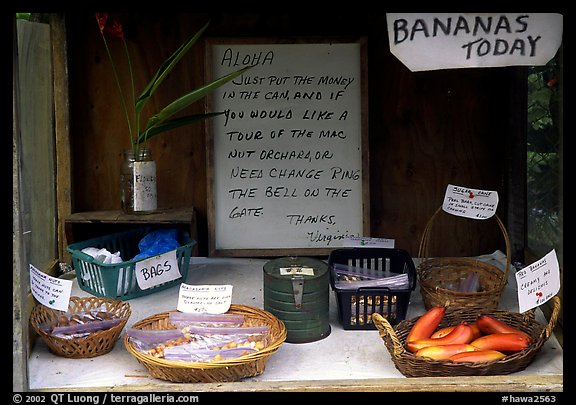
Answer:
[132,229,180,261]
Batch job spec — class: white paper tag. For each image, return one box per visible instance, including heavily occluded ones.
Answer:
[134,249,181,290]
[442,184,499,219]
[279,266,315,276]
[342,236,395,248]
[177,284,233,314]
[515,249,561,313]
[29,264,73,311]
[133,161,157,211]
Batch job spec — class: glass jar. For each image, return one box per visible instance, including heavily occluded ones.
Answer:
[120,148,157,214]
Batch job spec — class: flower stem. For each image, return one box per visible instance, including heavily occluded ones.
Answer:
[122,38,140,157]
[100,31,134,152]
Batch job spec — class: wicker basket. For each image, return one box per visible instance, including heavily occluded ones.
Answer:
[417,207,511,310]
[124,304,287,383]
[373,295,560,377]
[30,296,131,358]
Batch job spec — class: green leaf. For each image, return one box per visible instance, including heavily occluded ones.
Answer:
[136,112,224,144]
[143,65,253,132]
[135,21,210,113]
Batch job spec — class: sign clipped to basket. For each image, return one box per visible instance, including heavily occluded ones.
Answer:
[442,184,499,219]
[134,250,182,290]
[417,184,510,310]
[29,264,73,311]
[177,283,233,314]
[515,249,561,313]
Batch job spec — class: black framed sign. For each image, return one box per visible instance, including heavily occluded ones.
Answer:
[205,37,369,257]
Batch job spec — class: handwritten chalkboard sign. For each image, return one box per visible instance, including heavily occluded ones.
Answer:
[205,38,369,257]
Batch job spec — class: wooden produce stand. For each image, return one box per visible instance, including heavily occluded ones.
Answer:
[14,13,563,394]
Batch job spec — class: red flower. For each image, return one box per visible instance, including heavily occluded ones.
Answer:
[96,13,125,41]
[95,13,108,33]
[106,20,125,41]
[546,78,557,88]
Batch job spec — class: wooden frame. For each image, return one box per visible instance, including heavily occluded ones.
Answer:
[205,37,370,257]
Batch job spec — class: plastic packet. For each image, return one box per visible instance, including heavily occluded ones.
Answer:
[168,312,245,328]
[81,247,123,264]
[163,346,258,362]
[335,273,410,290]
[126,328,191,352]
[457,272,480,292]
[182,325,270,349]
[131,229,180,261]
[131,326,268,358]
[40,307,125,339]
[332,263,399,281]
[182,324,269,337]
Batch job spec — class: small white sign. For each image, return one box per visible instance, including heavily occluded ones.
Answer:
[29,264,73,311]
[342,236,395,248]
[134,249,181,290]
[442,184,499,219]
[177,284,233,314]
[279,266,315,276]
[133,161,157,211]
[386,13,563,72]
[515,250,561,313]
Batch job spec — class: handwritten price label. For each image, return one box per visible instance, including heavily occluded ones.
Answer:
[29,264,72,311]
[177,284,233,314]
[515,249,560,313]
[442,184,499,220]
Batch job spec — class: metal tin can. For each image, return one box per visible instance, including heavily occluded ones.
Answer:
[263,256,330,343]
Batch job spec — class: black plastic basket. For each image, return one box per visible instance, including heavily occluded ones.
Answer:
[328,248,416,330]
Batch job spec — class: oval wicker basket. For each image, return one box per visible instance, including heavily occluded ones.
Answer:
[417,207,511,310]
[124,304,287,383]
[372,295,560,377]
[30,296,131,358]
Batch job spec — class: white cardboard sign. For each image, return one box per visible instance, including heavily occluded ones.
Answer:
[442,184,499,219]
[29,264,73,311]
[134,249,181,290]
[387,13,563,72]
[177,284,233,314]
[515,249,561,313]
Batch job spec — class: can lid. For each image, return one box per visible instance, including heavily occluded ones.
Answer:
[263,256,328,280]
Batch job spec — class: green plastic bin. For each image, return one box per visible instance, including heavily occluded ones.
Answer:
[66,227,195,300]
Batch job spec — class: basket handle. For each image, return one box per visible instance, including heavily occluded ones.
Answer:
[537,295,561,341]
[418,206,511,282]
[372,312,407,357]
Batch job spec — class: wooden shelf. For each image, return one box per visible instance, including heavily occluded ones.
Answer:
[64,207,198,255]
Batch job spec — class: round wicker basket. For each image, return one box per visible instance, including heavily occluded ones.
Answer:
[373,295,560,377]
[29,296,131,358]
[124,304,287,383]
[417,207,511,310]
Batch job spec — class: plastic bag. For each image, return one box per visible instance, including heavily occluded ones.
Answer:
[168,312,245,328]
[126,328,191,352]
[131,229,180,261]
[163,346,258,362]
[180,325,269,351]
[81,247,123,264]
[128,325,269,358]
[40,306,126,339]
